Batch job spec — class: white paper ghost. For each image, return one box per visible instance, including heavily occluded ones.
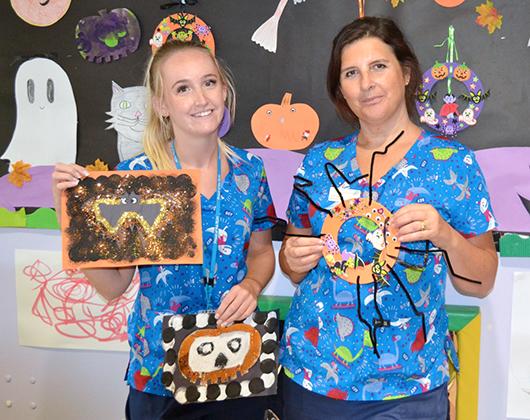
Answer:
[2,57,77,166]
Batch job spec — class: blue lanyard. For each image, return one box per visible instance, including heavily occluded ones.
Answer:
[171,140,222,311]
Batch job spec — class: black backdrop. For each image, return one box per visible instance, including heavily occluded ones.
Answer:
[1,0,528,176]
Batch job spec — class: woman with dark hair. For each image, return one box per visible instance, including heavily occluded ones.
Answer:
[52,40,277,420]
[278,16,497,419]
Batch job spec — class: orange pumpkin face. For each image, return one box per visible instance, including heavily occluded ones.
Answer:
[454,63,471,81]
[431,62,448,80]
[251,93,319,150]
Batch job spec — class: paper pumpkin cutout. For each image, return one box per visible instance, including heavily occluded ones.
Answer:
[161,311,279,404]
[251,93,319,150]
[150,13,215,54]
[11,0,71,27]
[434,0,466,7]
[415,62,487,138]
[75,9,141,63]
[1,58,77,167]
[321,198,400,285]
[61,170,203,269]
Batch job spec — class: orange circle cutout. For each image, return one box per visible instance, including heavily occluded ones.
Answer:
[434,0,465,7]
[321,198,400,285]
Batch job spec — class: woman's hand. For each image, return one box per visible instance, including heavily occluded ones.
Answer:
[390,203,454,249]
[52,162,89,225]
[215,277,261,327]
[391,203,498,298]
[279,225,323,284]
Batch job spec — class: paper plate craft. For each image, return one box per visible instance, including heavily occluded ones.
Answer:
[11,0,71,27]
[434,0,466,7]
[150,13,215,54]
[415,26,489,138]
[75,8,141,63]
[161,311,280,404]
[61,170,203,269]
[1,57,77,167]
[251,93,319,150]
[321,197,400,285]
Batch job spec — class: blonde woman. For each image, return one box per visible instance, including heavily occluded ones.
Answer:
[52,40,277,420]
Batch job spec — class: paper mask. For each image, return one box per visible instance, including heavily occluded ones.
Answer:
[75,8,141,63]
[61,170,203,269]
[161,311,279,403]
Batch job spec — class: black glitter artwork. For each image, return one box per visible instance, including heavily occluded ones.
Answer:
[62,170,202,268]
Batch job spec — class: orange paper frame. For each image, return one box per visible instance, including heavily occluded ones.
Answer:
[61,169,203,269]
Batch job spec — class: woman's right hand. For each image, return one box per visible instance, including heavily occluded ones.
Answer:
[279,225,323,284]
[51,162,89,225]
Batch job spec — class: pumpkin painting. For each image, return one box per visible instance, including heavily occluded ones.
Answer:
[454,62,471,81]
[431,61,448,80]
[251,93,319,150]
[75,8,141,63]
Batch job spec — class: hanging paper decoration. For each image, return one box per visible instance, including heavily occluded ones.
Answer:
[75,9,141,63]
[1,58,77,167]
[161,310,280,404]
[8,160,32,188]
[387,0,405,7]
[321,198,400,285]
[475,1,502,34]
[61,170,203,269]
[251,93,319,150]
[11,0,71,27]
[150,13,215,54]
[434,0,466,7]
[415,26,489,138]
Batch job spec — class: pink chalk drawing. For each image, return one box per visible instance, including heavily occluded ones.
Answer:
[23,259,139,343]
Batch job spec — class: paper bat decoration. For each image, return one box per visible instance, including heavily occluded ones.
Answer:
[416,88,437,104]
[459,89,490,104]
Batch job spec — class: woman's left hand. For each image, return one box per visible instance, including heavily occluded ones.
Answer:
[390,203,454,249]
[214,277,261,327]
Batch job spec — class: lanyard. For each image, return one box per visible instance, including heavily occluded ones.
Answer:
[171,140,222,311]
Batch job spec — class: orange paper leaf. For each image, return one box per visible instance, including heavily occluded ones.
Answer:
[387,0,404,7]
[8,160,32,188]
[476,1,502,34]
[86,158,109,171]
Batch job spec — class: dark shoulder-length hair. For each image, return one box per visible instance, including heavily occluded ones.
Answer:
[327,16,421,128]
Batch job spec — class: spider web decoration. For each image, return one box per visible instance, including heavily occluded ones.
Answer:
[161,311,280,403]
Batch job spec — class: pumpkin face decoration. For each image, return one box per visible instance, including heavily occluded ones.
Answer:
[431,62,448,80]
[251,93,320,150]
[75,8,141,63]
[454,63,471,81]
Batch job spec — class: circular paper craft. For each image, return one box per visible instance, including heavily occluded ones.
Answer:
[251,93,319,150]
[75,9,141,63]
[11,0,71,27]
[434,0,466,7]
[150,13,215,54]
[321,198,400,285]
[415,62,485,138]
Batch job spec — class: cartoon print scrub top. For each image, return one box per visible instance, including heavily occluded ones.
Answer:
[279,130,496,401]
[117,145,276,396]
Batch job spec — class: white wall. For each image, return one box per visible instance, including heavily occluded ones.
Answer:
[0,228,524,420]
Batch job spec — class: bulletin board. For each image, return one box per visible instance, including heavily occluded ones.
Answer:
[0,0,528,177]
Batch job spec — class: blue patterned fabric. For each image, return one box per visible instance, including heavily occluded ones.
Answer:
[116,145,276,396]
[279,129,496,401]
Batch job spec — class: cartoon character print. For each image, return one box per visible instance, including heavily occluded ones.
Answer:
[117,147,275,397]
[280,130,495,401]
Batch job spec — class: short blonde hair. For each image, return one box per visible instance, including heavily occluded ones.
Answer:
[142,40,237,169]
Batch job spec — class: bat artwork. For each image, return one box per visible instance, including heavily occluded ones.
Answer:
[61,170,203,269]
